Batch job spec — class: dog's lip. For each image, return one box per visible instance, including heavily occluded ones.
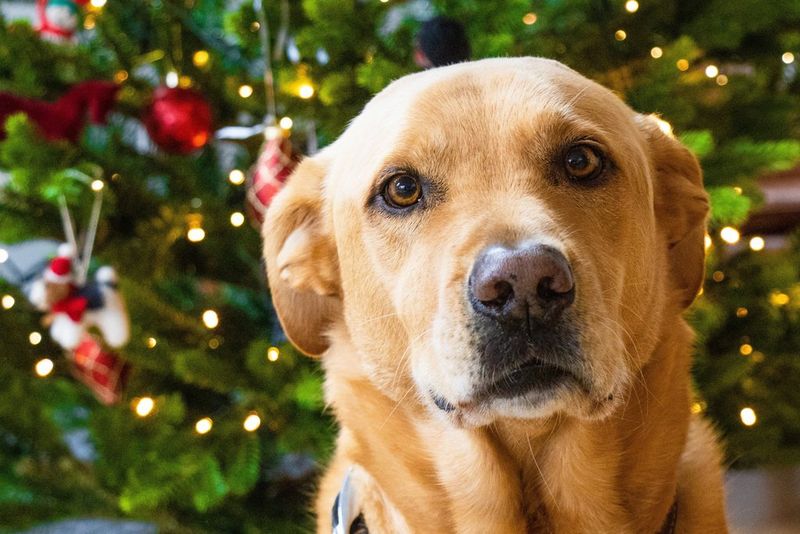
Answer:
[476,357,577,401]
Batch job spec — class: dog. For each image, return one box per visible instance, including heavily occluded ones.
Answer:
[263,57,728,533]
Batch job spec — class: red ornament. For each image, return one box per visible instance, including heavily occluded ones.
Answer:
[0,80,119,142]
[143,87,213,154]
[69,334,129,405]
[246,134,299,226]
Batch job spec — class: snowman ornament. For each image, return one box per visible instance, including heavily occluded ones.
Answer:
[27,244,130,350]
[37,0,88,45]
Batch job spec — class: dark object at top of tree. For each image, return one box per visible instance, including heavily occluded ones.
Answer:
[415,16,471,68]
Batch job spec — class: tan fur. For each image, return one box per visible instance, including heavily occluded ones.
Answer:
[263,58,728,533]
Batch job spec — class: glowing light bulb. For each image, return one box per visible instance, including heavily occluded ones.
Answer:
[165,71,179,88]
[712,271,725,282]
[736,307,748,318]
[704,233,712,251]
[90,0,106,7]
[739,344,753,356]
[228,169,245,185]
[298,84,314,99]
[243,413,262,432]
[267,346,280,362]
[187,227,206,242]
[195,417,213,434]
[279,116,293,130]
[770,292,790,307]
[2,295,15,309]
[35,358,54,377]
[91,180,104,192]
[720,227,740,244]
[739,407,756,426]
[676,59,689,71]
[716,74,728,86]
[146,337,157,349]
[238,85,254,98]
[0,248,8,263]
[202,309,219,329]
[522,12,537,25]
[193,50,210,68]
[704,65,719,78]
[134,397,155,417]
[230,212,245,227]
[614,30,627,41]
[625,0,639,13]
[29,332,42,345]
[650,47,663,59]
[749,236,765,251]
[114,70,129,83]
[782,52,795,64]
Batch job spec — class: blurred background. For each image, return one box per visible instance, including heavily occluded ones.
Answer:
[0,1,798,532]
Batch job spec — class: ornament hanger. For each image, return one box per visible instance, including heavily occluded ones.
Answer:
[57,186,104,286]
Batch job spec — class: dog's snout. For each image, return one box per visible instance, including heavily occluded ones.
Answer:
[469,244,575,322]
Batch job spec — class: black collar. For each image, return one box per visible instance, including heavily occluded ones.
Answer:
[332,468,678,534]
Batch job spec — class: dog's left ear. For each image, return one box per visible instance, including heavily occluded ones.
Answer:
[638,115,709,309]
[262,152,341,356]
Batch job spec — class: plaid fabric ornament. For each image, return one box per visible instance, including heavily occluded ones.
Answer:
[69,334,129,405]
[246,133,298,227]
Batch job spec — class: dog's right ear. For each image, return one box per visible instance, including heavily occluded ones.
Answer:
[263,153,341,356]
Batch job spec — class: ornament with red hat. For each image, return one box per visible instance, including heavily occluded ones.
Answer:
[36,0,90,45]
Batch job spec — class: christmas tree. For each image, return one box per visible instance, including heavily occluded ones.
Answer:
[0,0,798,530]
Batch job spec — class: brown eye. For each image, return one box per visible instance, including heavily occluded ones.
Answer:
[565,144,604,181]
[383,174,422,208]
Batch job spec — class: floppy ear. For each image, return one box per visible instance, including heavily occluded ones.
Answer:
[262,154,341,356]
[639,116,709,309]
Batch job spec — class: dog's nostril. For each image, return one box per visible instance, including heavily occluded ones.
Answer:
[482,280,513,308]
[536,276,573,302]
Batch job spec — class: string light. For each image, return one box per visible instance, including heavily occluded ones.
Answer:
[522,12,537,25]
[230,212,245,227]
[83,14,96,30]
[35,358,54,377]
[625,0,639,12]
[736,307,748,318]
[716,74,728,86]
[676,59,689,71]
[134,397,155,417]
[720,226,740,244]
[739,407,757,426]
[179,76,192,88]
[769,291,790,307]
[749,236,765,251]
[243,412,262,432]
[650,47,663,59]
[704,65,719,78]
[690,402,703,414]
[146,337,157,349]
[208,337,221,349]
[267,346,280,362]
[29,332,42,345]
[279,116,293,129]
[712,271,725,282]
[704,233,712,251]
[228,169,245,185]
[193,50,210,68]
[187,214,205,243]
[195,417,213,434]
[202,309,219,329]
[91,180,105,192]
[740,343,753,356]
[782,52,795,64]
[614,30,627,41]
[238,85,254,98]
[0,248,8,263]
[2,295,15,309]
[733,186,743,194]
[298,84,315,99]
[90,0,106,7]
[114,70,129,83]
[165,71,179,88]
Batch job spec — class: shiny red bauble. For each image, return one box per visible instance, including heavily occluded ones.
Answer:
[143,86,212,154]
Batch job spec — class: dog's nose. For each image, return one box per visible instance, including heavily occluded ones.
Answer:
[469,244,574,322]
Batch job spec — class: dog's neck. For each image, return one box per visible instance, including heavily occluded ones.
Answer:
[322,315,692,533]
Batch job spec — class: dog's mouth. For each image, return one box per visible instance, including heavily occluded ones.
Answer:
[431,357,582,415]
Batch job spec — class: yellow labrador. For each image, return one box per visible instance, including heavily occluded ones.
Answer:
[264,58,728,533]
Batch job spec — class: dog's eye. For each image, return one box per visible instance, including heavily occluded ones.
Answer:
[564,144,604,181]
[383,174,422,208]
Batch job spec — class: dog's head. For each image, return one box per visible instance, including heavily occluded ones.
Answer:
[264,58,707,427]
